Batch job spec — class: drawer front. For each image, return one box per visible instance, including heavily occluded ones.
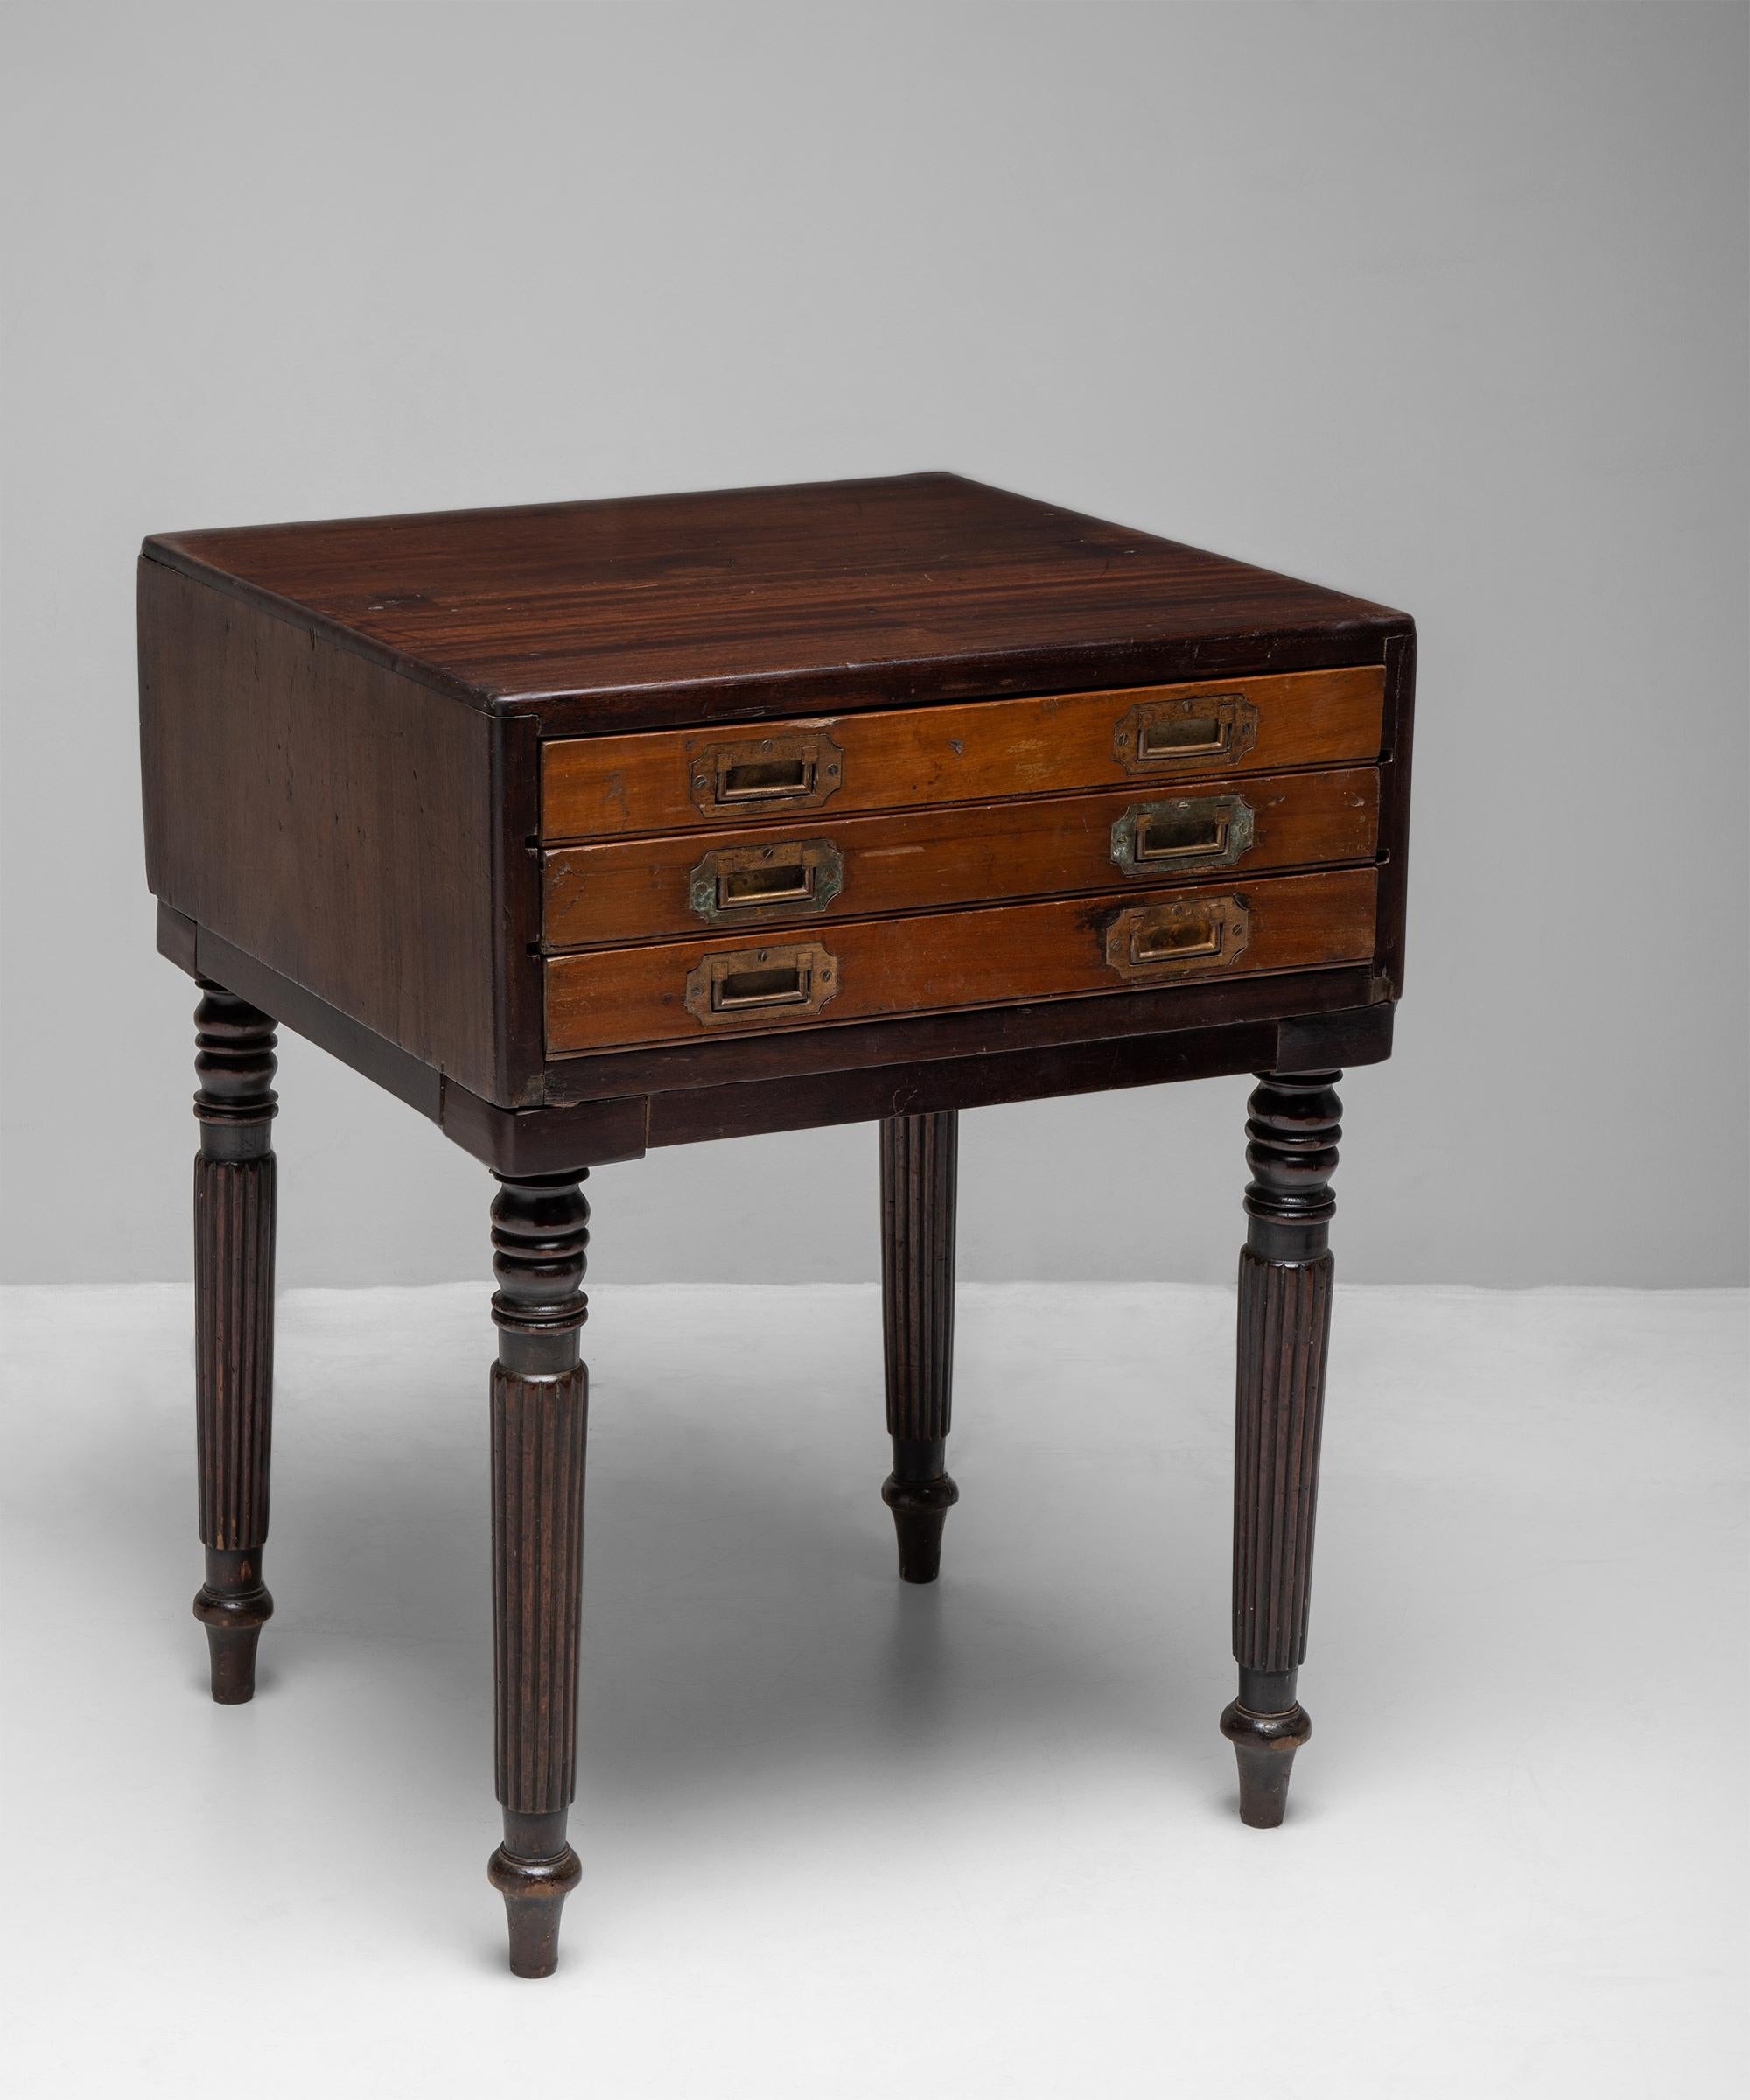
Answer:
[540,665,1384,841]
[544,766,1380,949]
[544,867,1378,1055]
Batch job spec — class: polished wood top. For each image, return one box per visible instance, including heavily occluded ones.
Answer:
[143,472,1408,724]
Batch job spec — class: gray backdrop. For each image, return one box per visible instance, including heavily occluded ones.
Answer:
[3,2,1746,1289]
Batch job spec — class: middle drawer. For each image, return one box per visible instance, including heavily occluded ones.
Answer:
[543,766,1379,950]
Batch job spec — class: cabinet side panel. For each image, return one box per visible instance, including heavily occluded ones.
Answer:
[1375,624,1416,998]
[140,558,503,1099]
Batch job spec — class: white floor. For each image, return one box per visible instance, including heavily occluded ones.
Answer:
[1,1282,1743,2097]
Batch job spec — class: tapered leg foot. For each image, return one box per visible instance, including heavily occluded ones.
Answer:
[879,1112,959,1582]
[1224,1071,1342,1827]
[489,1172,592,1978]
[191,984,278,1704]
[193,1549,274,1703]
[1221,1698,1312,1828]
[882,1446,960,1584]
[488,1830,584,1979]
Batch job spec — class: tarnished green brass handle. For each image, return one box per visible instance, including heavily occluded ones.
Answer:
[688,839,846,924]
[1110,794,1255,878]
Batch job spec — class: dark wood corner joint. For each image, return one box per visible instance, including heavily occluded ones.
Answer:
[140,472,1415,1970]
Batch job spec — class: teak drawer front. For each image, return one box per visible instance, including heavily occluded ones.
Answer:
[543,766,1381,950]
[544,867,1378,1055]
[540,666,1385,841]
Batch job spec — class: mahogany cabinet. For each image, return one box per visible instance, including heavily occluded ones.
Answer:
[139,472,1414,1975]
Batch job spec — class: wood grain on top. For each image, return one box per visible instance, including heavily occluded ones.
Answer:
[142,473,1409,724]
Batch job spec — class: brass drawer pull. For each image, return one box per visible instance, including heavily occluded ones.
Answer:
[723,757,808,801]
[1110,794,1256,878]
[1134,916,1222,962]
[1104,894,1251,979]
[688,839,845,924]
[683,942,840,1026]
[725,864,812,906]
[715,959,809,1009]
[1114,692,1259,774]
[690,731,844,818]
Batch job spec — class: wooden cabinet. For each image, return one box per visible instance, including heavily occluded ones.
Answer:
[138,472,1416,1977]
[140,471,1414,1130]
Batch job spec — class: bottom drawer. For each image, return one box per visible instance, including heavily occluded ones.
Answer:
[544,867,1378,1056]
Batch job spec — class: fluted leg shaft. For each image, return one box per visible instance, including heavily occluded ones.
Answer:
[190,983,278,1704]
[486,1172,591,1978]
[878,1110,960,1582]
[1222,1069,1340,1825]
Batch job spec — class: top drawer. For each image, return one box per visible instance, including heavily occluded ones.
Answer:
[540,665,1385,841]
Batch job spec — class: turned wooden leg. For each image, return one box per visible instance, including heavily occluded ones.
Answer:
[879,1110,960,1583]
[485,1171,590,1978]
[1222,1069,1340,1826]
[190,982,277,1704]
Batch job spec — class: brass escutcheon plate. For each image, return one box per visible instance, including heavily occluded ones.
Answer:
[689,730,844,820]
[682,941,841,1027]
[687,838,845,925]
[1113,692,1259,774]
[1103,893,1252,980]
[1110,793,1256,878]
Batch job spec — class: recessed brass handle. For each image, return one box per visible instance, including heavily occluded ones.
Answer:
[1104,895,1251,979]
[1141,809,1225,859]
[724,863,814,906]
[690,732,844,819]
[1110,794,1256,878]
[683,942,841,1027]
[1114,693,1260,774]
[1142,714,1224,759]
[688,839,846,924]
[1133,915,1222,962]
[713,958,812,1010]
[721,756,811,802]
